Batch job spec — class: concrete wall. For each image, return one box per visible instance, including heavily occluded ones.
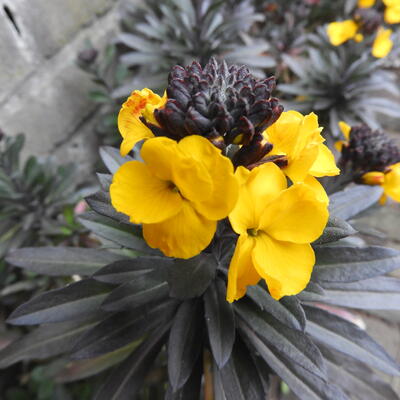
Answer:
[0,0,120,178]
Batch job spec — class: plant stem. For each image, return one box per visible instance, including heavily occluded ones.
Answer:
[203,349,214,400]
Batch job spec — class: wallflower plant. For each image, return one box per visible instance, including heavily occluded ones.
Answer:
[326,0,398,58]
[1,59,400,400]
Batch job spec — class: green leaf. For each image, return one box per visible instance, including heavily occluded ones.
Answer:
[236,301,326,379]
[168,299,203,391]
[101,269,169,312]
[93,257,172,284]
[314,216,357,245]
[246,285,305,331]
[304,305,400,376]
[85,190,131,224]
[320,345,399,400]
[216,338,266,400]
[71,300,177,359]
[168,253,217,299]
[94,324,170,400]
[0,316,100,368]
[7,279,113,325]
[329,185,383,220]
[204,279,235,368]
[165,358,202,400]
[239,321,347,400]
[99,146,132,174]
[312,245,400,283]
[89,90,110,103]
[55,342,137,383]
[6,247,126,276]
[316,277,400,310]
[78,211,158,254]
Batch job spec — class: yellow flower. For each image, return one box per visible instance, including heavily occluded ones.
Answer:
[372,28,393,58]
[227,163,329,302]
[358,0,376,7]
[327,20,359,46]
[118,88,167,157]
[362,163,400,204]
[110,135,239,259]
[335,121,352,151]
[383,0,400,24]
[264,111,339,202]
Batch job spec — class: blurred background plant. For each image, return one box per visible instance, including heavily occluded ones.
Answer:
[0,133,97,400]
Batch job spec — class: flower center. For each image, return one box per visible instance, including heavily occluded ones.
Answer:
[247,228,258,237]
[168,181,180,193]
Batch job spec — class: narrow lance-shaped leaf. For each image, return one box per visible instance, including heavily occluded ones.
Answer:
[313,216,357,245]
[101,269,169,312]
[204,278,235,368]
[71,299,178,359]
[0,316,101,368]
[7,279,113,325]
[238,321,347,400]
[168,253,218,299]
[94,324,170,400]
[329,185,383,220]
[216,337,266,400]
[235,301,326,379]
[93,256,173,284]
[304,305,400,376]
[312,245,400,283]
[6,247,126,276]
[247,285,306,331]
[168,299,204,391]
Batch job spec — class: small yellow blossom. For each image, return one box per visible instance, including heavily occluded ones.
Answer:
[110,135,239,259]
[335,121,352,151]
[327,20,359,46]
[383,0,400,24]
[372,28,394,58]
[118,88,167,157]
[227,163,329,302]
[362,163,400,204]
[358,0,376,8]
[264,111,339,202]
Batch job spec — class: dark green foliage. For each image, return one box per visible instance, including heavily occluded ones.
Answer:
[0,134,88,259]
[1,157,400,399]
[279,29,400,137]
[116,0,274,93]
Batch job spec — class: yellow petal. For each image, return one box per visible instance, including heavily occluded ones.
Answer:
[335,140,346,152]
[118,108,154,156]
[327,20,359,46]
[259,183,329,243]
[372,28,393,58]
[229,163,287,234]
[338,121,351,141]
[118,89,166,156]
[309,144,340,177]
[384,5,400,24]
[266,111,325,182]
[383,163,400,202]
[143,201,216,259]
[252,233,315,300]
[303,175,330,204]
[141,137,213,203]
[110,161,182,224]
[361,171,385,185]
[226,235,259,302]
[358,0,376,7]
[178,135,239,220]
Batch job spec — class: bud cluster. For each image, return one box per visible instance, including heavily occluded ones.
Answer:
[341,124,400,177]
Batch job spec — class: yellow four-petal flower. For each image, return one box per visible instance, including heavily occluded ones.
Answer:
[227,163,329,302]
[110,135,239,259]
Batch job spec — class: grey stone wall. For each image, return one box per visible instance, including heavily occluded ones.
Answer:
[0,0,120,178]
